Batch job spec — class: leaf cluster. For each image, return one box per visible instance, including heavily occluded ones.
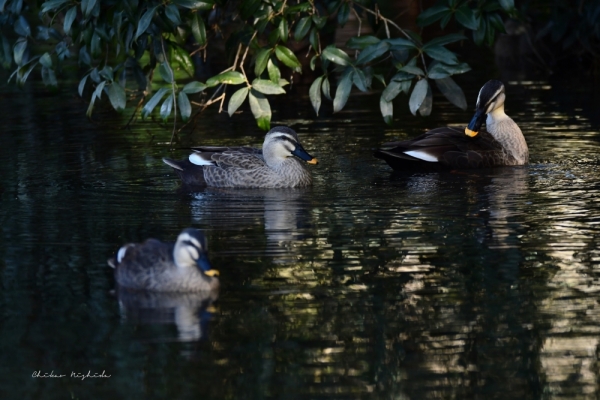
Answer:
[0,0,519,131]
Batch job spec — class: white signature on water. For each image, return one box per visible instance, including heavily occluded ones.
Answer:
[32,370,111,381]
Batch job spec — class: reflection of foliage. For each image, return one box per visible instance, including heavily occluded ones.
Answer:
[0,0,519,133]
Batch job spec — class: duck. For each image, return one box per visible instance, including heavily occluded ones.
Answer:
[163,126,318,188]
[108,228,219,292]
[374,80,528,171]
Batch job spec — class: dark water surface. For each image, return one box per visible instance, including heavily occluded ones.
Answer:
[1,79,600,399]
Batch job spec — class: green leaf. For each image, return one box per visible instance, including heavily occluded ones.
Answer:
[64,6,77,35]
[455,5,478,30]
[427,63,450,79]
[385,37,417,50]
[254,48,271,76]
[206,70,245,87]
[382,80,402,102]
[252,79,286,95]
[380,97,393,125]
[498,0,514,11]
[356,41,390,65]
[309,76,323,116]
[86,80,106,118]
[424,33,466,48]
[172,0,214,10]
[227,87,249,117]
[78,74,89,96]
[418,82,432,116]
[322,45,352,66]
[191,13,207,46]
[99,65,113,81]
[435,76,467,110]
[141,87,169,118]
[309,27,319,51]
[347,35,381,50]
[400,65,424,76]
[390,71,414,81]
[416,5,450,27]
[352,68,368,92]
[14,15,31,37]
[409,79,428,116]
[312,15,327,29]
[41,66,57,88]
[107,82,126,111]
[158,62,173,83]
[135,6,157,40]
[285,2,312,14]
[81,0,97,18]
[249,89,271,130]
[165,4,182,26]
[40,52,52,68]
[488,13,506,34]
[13,38,27,66]
[278,18,288,43]
[178,91,192,121]
[160,94,174,121]
[473,17,486,46]
[182,81,207,93]
[294,17,311,41]
[267,59,280,83]
[442,62,471,74]
[423,45,458,64]
[322,77,331,100]
[337,2,350,26]
[275,45,301,73]
[41,0,69,13]
[333,68,353,113]
[240,0,261,19]
[172,47,194,77]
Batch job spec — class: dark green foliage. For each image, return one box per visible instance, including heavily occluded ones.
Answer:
[0,0,594,130]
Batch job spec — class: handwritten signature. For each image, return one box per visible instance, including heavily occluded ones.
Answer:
[32,370,111,380]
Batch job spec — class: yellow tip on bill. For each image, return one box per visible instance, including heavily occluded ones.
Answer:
[204,269,220,277]
[465,128,478,137]
[307,158,319,165]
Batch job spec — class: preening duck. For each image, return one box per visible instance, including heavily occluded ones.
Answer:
[163,126,318,188]
[108,228,219,292]
[374,80,528,170]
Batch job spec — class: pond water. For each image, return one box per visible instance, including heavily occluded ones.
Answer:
[1,76,600,399]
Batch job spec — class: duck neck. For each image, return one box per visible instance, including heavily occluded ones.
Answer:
[486,104,529,164]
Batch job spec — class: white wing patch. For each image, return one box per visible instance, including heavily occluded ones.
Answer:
[117,246,129,263]
[404,150,438,162]
[189,153,215,166]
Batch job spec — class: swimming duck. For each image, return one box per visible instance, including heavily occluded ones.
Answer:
[108,228,219,292]
[374,80,528,170]
[163,126,318,188]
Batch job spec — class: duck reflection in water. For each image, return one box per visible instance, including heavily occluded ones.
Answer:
[115,288,218,342]
[108,228,220,342]
[189,188,310,264]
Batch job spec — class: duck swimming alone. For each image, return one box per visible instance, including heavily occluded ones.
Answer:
[108,228,219,292]
[374,80,528,170]
[163,126,318,188]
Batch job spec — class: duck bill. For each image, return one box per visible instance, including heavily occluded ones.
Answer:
[292,144,318,165]
[465,109,486,137]
[197,253,219,277]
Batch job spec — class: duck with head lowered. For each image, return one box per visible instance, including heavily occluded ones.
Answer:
[374,80,528,171]
[163,126,318,188]
[108,228,219,292]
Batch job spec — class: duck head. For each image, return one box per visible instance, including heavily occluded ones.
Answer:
[465,80,506,137]
[262,126,318,166]
[173,228,219,277]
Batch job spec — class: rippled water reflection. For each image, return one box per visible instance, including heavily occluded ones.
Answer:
[1,79,600,399]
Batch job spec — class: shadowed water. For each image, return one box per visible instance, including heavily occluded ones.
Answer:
[1,79,600,399]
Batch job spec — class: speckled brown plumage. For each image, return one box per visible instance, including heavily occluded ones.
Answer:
[163,127,317,189]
